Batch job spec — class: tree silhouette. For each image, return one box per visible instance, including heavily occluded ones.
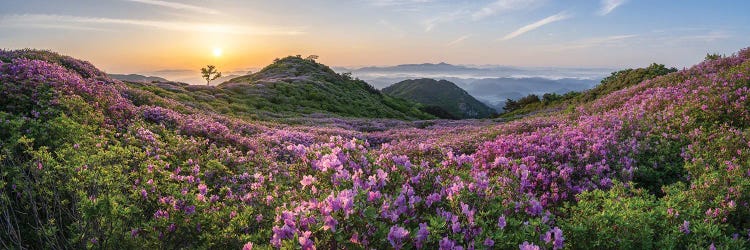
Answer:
[305,55,319,61]
[201,65,222,86]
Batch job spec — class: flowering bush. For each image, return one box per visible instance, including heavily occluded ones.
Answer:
[1,48,750,249]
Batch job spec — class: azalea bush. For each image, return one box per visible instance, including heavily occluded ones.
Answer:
[1,48,750,249]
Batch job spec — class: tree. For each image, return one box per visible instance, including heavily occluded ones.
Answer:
[705,53,722,60]
[305,55,319,61]
[201,65,222,86]
[419,105,458,120]
[503,99,519,112]
[542,93,561,103]
[517,94,540,106]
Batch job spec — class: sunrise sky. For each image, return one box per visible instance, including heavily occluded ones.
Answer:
[2,0,749,75]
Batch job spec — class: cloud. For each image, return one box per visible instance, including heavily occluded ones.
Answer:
[447,34,471,46]
[555,34,638,50]
[597,0,627,15]
[673,31,730,42]
[368,0,432,6]
[378,19,406,37]
[368,0,434,11]
[423,10,467,32]
[552,30,731,51]
[0,14,306,35]
[472,0,543,20]
[500,12,570,41]
[151,69,194,74]
[125,0,221,14]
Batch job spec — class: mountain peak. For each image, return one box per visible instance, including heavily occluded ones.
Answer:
[202,56,434,119]
[382,78,495,119]
[224,56,341,85]
[356,62,473,72]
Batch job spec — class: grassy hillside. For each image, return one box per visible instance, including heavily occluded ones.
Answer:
[383,78,496,119]
[127,56,434,120]
[500,63,678,119]
[2,48,750,249]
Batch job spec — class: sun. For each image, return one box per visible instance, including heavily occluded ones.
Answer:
[212,47,223,57]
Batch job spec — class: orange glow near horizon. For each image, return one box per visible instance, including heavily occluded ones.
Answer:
[0,1,745,79]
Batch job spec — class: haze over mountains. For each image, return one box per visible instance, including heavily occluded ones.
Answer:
[130,62,611,111]
[122,69,258,85]
[108,73,168,83]
[337,62,612,110]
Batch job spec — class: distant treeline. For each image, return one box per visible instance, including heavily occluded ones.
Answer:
[500,62,679,117]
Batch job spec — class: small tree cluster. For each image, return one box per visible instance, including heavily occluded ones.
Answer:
[201,65,222,86]
[503,94,540,112]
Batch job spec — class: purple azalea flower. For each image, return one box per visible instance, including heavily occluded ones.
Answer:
[680,220,690,234]
[300,175,316,187]
[198,183,207,195]
[483,237,495,247]
[298,231,314,250]
[323,215,338,232]
[184,205,196,215]
[368,191,382,202]
[498,215,507,229]
[439,237,456,250]
[519,241,540,250]
[526,199,543,216]
[416,223,429,249]
[387,226,409,249]
[242,242,253,250]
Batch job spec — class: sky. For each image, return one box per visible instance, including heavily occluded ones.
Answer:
[1,0,749,76]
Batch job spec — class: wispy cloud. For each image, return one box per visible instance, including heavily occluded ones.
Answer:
[500,12,570,41]
[447,34,471,46]
[552,30,731,51]
[472,0,543,20]
[377,19,406,37]
[0,14,305,35]
[368,0,432,7]
[125,0,220,14]
[555,34,638,50]
[423,10,467,32]
[420,0,544,32]
[367,0,434,11]
[597,0,627,15]
[673,31,730,42]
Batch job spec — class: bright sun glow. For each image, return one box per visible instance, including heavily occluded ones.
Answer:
[212,47,223,57]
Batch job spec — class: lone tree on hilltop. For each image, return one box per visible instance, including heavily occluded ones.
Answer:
[305,55,319,62]
[201,65,222,86]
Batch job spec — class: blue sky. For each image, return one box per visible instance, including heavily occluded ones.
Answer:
[1,0,748,73]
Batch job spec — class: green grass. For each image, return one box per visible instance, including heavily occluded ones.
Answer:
[127,56,435,121]
[498,63,678,119]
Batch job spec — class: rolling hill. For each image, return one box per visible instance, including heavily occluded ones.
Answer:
[382,78,496,119]
[126,56,434,120]
[2,48,750,249]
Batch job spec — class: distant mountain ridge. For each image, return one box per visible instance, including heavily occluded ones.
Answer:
[355,62,478,72]
[338,62,611,94]
[382,78,496,119]
[108,73,168,83]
